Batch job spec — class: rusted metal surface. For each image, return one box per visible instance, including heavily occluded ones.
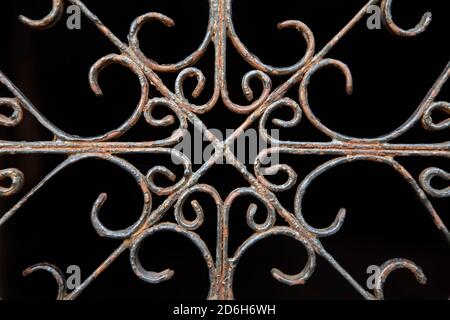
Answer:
[0,0,449,300]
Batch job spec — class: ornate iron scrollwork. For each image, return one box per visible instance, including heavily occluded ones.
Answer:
[0,0,448,300]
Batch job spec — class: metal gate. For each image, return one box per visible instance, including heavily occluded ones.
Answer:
[0,0,449,300]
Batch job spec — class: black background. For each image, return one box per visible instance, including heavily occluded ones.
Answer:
[0,0,449,300]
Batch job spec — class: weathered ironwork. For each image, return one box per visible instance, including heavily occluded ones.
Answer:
[0,0,449,300]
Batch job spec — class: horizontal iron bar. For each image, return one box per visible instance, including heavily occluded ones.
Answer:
[0,141,448,157]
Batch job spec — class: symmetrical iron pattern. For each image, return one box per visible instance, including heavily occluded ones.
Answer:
[0,0,449,300]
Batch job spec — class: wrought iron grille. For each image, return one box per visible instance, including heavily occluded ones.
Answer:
[0,0,449,300]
